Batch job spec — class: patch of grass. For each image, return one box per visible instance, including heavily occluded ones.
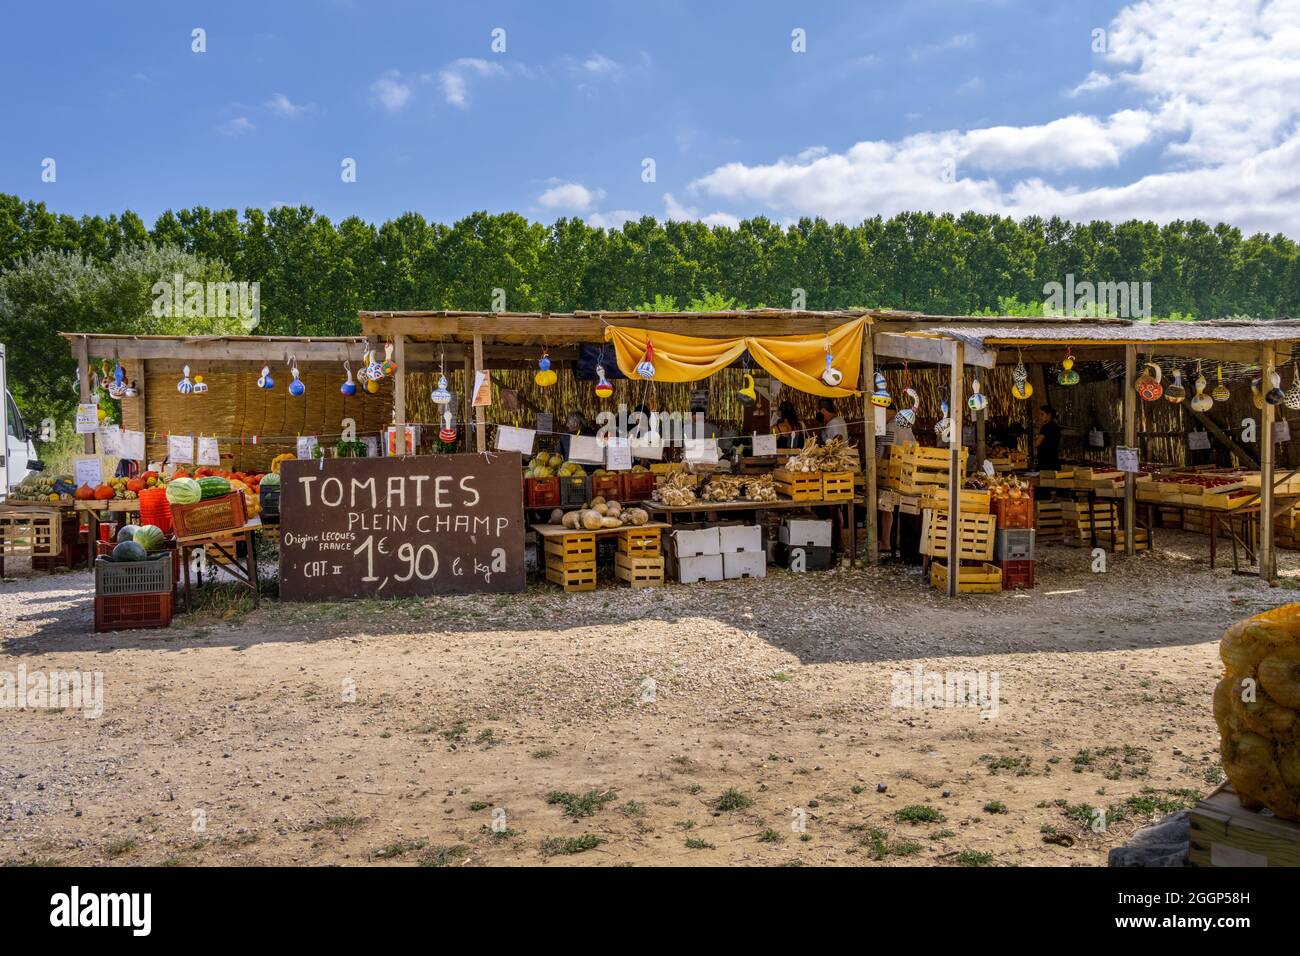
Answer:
[1204,766,1224,786]
[983,800,1008,815]
[1072,745,1151,780]
[103,838,136,859]
[302,815,366,833]
[374,839,427,859]
[955,850,993,867]
[441,722,468,741]
[769,671,794,682]
[530,748,557,759]
[546,789,617,819]
[539,835,602,857]
[713,788,754,812]
[859,827,925,860]
[419,844,469,867]
[758,829,784,844]
[979,754,1033,776]
[621,801,646,818]
[467,801,490,812]
[475,729,497,746]
[1123,787,1200,817]
[684,837,715,850]
[780,858,806,867]
[895,805,947,824]
[930,829,956,840]
[4,856,60,867]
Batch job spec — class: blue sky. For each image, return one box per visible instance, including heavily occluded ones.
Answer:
[3,0,1297,235]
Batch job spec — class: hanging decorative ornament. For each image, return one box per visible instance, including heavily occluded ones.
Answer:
[1189,365,1213,412]
[381,342,397,378]
[122,380,138,398]
[1056,348,1080,386]
[1212,364,1231,403]
[1011,351,1033,400]
[1251,378,1265,410]
[97,404,107,423]
[288,355,305,397]
[431,373,452,406]
[365,372,380,394]
[1285,365,1300,410]
[736,372,757,407]
[1135,361,1163,401]
[871,371,892,408]
[257,364,275,390]
[365,348,384,382]
[192,373,208,395]
[895,388,920,427]
[594,364,614,399]
[439,409,458,443]
[967,374,988,415]
[935,400,954,444]
[107,361,127,400]
[1265,369,1286,405]
[1164,368,1186,404]
[821,337,843,387]
[636,340,657,380]
[177,365,194,394]
[340,361,357,396]
[643,411,662,447]
[534,350,557,387]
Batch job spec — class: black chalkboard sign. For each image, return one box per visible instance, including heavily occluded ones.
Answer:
[278,453,525,600]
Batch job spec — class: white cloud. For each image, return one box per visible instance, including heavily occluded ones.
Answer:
[370,70,414,113]
[218,116,255,136]
[664,192,741,229]
[537,182,606,211]
[687,0,1300,235]
[439,58,505,108]
[587,209,643,229]
[582,53,621,76]
[265,92,313,118]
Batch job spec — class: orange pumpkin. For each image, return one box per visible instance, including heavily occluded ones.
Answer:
[93,484,115,500]
[75,484,95,501]
[126,477,146,493]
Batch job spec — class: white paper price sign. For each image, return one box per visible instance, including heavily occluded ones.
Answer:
[1188,430,1211,451]
[75,404,99,434]
[168,434,194,464]
[74,455,103,489]
[535,412,554,435]
[97,427,123,457]
[567,434,605,465]
[606,438,632,471]
[198,436,221,466]
[752,433,778,456]
[297,436,319,460]
[1274,420,1292,443]
[1089,428,1105,448]
[495,425,536,455]
[630,432,664,461]
[684,438,720,464]
[1116,446,1141,473]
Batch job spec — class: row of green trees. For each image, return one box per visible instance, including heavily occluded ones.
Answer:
[3,190,1300,426]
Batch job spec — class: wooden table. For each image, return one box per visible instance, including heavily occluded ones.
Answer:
[75,500,142,569]
[176,518,262,612]
[641,497,859,567]
[530,520,670,540]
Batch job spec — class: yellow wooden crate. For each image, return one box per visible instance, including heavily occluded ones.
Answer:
[929,560,1002,594]
[920,509,997,561]
[921,488,991,514]
[614,551,665,588]
[773,468,823,501]
[545,562,597,591]
[543,532,596,566]
[617,527,662,555]
[0,506,63,558]
[821,471,855,501]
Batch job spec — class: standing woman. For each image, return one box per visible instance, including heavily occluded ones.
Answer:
[774,400,804,448]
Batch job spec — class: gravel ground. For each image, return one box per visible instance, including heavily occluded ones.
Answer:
[1,530,1296,867]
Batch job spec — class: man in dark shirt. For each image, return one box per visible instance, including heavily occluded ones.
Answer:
[1035,405,1061,471]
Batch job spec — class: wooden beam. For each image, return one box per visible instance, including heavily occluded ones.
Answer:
[362,313,855,341]
[392,334,407,457]
[994,344,1289,366]
[947,342,964,598]
[473,334,486,453]
[64,337,365,363]
[861,331,878,564]
[1260,346,1276,582]
[872,332,996,369]
[1124,346,1136,556]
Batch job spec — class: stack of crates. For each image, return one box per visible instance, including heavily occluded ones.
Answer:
[615,526,664,587]
[1034,499,1065,542]
[94,553,174,631]
[993,492,1036,589]
[543,532,597,591]
[921,509,1000,592]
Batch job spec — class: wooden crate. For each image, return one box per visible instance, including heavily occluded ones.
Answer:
[1189,783,1300,867]
[545,562,597,592]
[773,468,823,501]
[614,551,665,588]
[929,560,1002,594]
[543,532,596,566]
[1092,528,1150,552]
[820,471,855,502]
[617,527,661,555]
[920,488,991,514]
[1034,500,1065,541]
[920,510,997,561]
[0,506,63,558]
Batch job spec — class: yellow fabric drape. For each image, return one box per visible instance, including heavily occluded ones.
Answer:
[603,317,867,398]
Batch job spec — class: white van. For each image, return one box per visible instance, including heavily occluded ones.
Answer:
[0,343,43,497]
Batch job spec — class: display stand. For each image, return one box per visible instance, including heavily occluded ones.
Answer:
[177,519,262,612]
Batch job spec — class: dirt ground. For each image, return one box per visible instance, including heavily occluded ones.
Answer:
[2,531,1296,867]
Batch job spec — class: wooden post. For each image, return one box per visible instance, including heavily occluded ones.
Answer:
[1260,346,1276,582]
[1124,345,1136,556]
[861,331,878,564]
[473,333,487,453]
[392,334,407,456]
[947,341,964,597]
[75,336,93,455]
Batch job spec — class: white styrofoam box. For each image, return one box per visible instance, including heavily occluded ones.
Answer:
[718,524,762,553]
[723,550,766,579]
[778,518,832,548]
[671,526,721,557]
[670,552,724,584]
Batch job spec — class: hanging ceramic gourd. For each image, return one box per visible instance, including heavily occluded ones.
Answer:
[107,361,127,400]
[430,373,452,406]
[1011,352,1033,400]
[177,365,194,394]
[1212,364,1231,403]
[1284,365,1300,411]
[636,340,657,380]
[1251,378,1265,410]
[1189,365,1213,412]
[737,372,757,407]
[935,400,953,444]
[820,337,843,387]
[967,375,988,414]
[594,364,614,399]
[381,342,397,378]
[122,379,138,398]
[534,350,557,387]
[1164,368,1186,404]
[895,388,920,427]
[439,409,458,443]
[1056,348,1080,386]
[257,364,275,390]
[192,373,208,395]
[288,356,305,397]
[1135,362,1163,401]
[871,371,891,408]
[642,411,661,446]
[365,348,384,382]
[1265,369,1286,405]
[340,361,357,396]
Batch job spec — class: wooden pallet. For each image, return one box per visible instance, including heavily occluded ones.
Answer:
[1034,500,1066,541]
[773,469,823,501]
[0,506,63,558]
[1189,783,1300,867]
[544,562,597,591]
[929,560,1002,594]
[543,532,597,566]
[820,471,855,502]
[617,527,662,555]
[614,551,665,587]
[920,510,997,561]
